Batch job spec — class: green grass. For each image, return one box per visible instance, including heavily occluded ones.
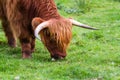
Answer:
[0,0,120,80]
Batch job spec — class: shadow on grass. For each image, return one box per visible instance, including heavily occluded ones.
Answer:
[0,41,67,62]
[32,52,67,62]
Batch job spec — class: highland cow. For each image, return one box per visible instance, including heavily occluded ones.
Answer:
[0,0,97,60]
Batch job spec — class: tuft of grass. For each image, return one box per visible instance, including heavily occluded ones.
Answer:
[74,0,91,13]
[56,0,91,14]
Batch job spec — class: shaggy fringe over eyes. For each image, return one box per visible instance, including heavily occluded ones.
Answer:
[40,18,72,51]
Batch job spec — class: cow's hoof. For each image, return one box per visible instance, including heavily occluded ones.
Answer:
[22,52,32,59]
[9,44,17,48]
[51,57,64,61]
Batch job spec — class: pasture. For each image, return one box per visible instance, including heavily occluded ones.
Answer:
[0,0,120,80]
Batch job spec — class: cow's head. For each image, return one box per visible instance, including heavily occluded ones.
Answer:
[32,17,98,60]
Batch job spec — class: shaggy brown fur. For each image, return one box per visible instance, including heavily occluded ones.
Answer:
[0,0,72,59]
[40,18,72,58]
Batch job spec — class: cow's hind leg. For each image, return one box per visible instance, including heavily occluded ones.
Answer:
[1,18,16,47]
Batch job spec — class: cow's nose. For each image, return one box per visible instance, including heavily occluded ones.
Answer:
[51,54,65,61]
[51,57,64,61]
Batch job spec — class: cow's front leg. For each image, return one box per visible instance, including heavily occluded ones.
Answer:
[20,38,32,58]
[31,37,35,53]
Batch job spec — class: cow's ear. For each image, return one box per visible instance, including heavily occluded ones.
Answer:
[32,17,44,30]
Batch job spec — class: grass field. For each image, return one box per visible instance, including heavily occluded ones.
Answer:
[0,0,120,80]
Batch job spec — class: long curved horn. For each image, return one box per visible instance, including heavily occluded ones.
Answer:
[35,21,49,40]
[69,19,98,30]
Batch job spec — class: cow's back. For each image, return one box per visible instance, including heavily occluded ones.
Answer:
[0,0,20,20]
